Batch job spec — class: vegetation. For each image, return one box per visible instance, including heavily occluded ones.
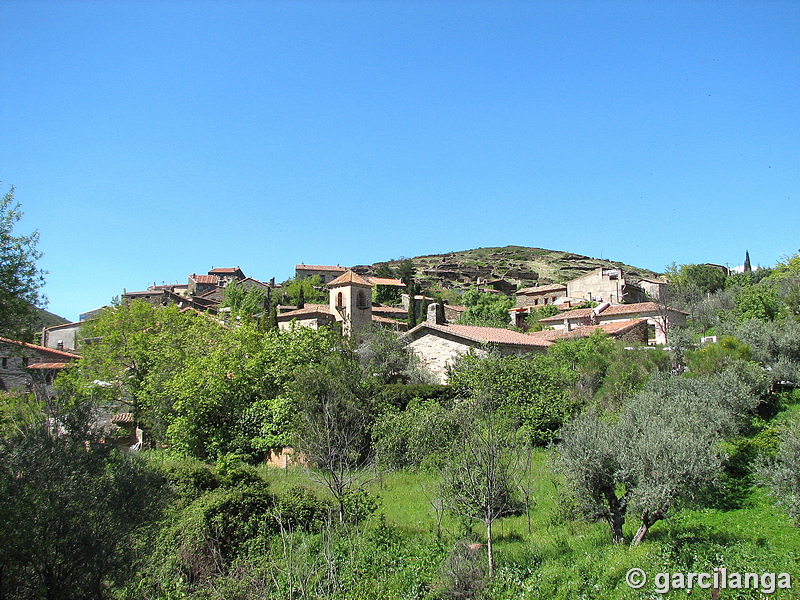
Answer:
[6,236,800,598]
[0,186,47,340]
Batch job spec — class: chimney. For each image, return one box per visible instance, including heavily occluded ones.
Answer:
[427,303,445,325]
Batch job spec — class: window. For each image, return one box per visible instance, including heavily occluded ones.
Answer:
[357,290,367,308]
[336,292,344,308]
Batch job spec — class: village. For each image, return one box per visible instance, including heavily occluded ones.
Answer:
[2,258,691,392]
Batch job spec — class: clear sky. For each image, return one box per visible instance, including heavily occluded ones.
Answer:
[1,0,797,321]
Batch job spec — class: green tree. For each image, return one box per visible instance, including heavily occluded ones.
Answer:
[458,288,513,328]
[0,393,165,600]
[0,185,47,340]
[58,301,225,445]
[758,421,800,522]
[557,371,759,545]
[221,280,267,318]
[283,275,325,306]
[449,351,577,445]
[395,258,416,286]
[289,351,375,522]
[356,325,431,385]
[733,283,782,322]
[438,395,524,577]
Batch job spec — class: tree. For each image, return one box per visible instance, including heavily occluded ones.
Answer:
[758,421,800,522]
[221,280,267,318]
[406,281,419,328]
[0,185,46,340]
[557,371,759,545]
[57,301,225,446]
[289,351,375,523]
[355,325,431,385]
[395,258,416,286]
[458,288,513,328]
[283,275,325,306]
[373,264,402,305]
[438,395,523,577]
[0,392,165,600]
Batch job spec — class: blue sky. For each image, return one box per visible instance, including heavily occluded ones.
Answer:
[1,0,797,321]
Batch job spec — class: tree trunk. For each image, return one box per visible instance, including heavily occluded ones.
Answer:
[631,510,662,546]
[487,521,494,578]
[604,487,627,544]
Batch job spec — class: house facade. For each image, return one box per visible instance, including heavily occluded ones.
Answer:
[537,301,688,345]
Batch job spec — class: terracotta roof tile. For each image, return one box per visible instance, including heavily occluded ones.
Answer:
[327,270,373,287]
[26,362,73,369]
[296,264,347,272]
[190,274,219,285]
[529,319,648,342]
[208,267,241,274]
[276,304,333,319]
[366,277,406,287]
[516,284,567,295]
[539,301,687,322]
[409,323,552,348]
[0,337,81,360]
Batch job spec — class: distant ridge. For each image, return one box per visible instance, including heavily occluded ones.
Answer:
[351,245,661,291]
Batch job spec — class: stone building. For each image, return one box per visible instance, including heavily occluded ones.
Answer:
[515,284,568,308]
[0,337,80,394]
[295,264,347,284]
[404,304,552,383]
[566,267,666,304]
[328,270,373,338]
[537,301,688,345]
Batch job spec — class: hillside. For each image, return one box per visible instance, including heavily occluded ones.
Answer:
[352,245,662,291]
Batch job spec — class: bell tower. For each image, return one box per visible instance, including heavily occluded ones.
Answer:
[327,270,373,338]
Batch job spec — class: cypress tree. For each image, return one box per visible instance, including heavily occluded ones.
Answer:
[744,250,752,273]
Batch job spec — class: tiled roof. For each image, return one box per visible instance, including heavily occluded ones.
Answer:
[296,264,347,272]
[0,337,81,360]
[366,277,406,287]
[111,412,134,425]
[371,315,404,325]
[26,362,73,370]
[529,319,648,342]
[516,284,567,295]
[408,323,552,348]
[276,304,333,319]
[445,305,467,312]
[327,270,373,287]
[539,302,687,322]
[208,267,241,274]
[371,305,408,315]
[190,274,219,285]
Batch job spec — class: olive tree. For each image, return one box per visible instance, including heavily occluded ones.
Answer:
[558,371,759,545]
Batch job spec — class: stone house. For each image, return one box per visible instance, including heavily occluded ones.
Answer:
[537,301,688,345]
[566,267,666,304]
[515,284,568,308]
[0,337,80,394]
[404,305,553,383]
[295,264,347,284]
[188,274,220,296]
[208,267,246,286]
[40,321,84,352]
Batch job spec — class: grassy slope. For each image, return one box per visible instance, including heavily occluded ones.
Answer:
[264,403,800,599]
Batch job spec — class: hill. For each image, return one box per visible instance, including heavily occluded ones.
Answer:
[352,245,661,291]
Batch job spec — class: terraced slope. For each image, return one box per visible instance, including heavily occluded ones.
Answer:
[352,245,661,291]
